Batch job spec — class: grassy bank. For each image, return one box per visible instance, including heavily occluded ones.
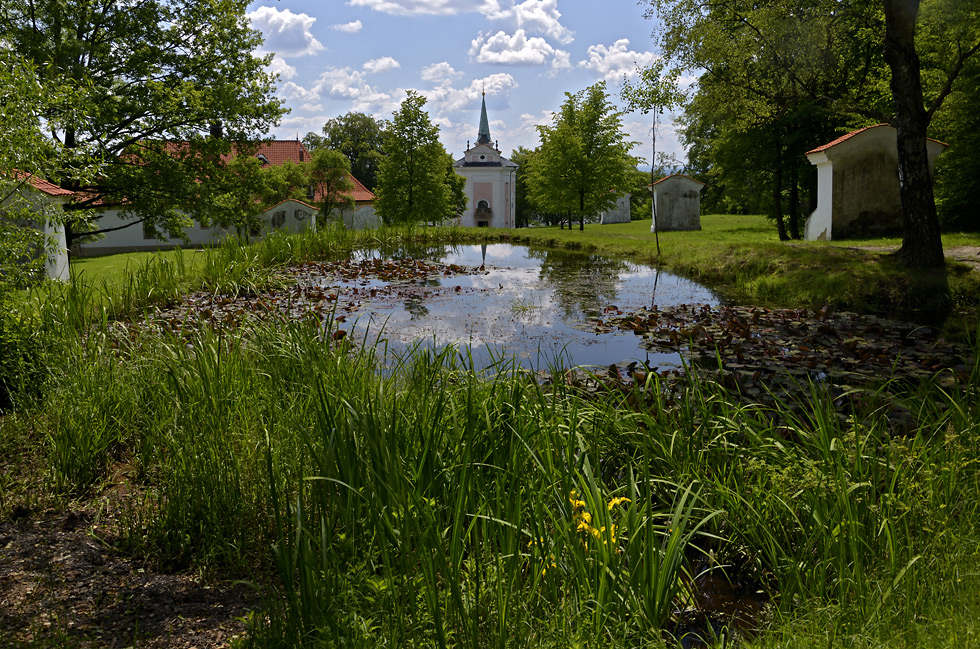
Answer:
[2,225,978,648]
[470,217,980,324]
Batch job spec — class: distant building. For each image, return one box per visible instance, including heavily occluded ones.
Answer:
[77,140,376,255]
[650,174,704,232]
[454,93,518,228]
[804,124,947,241]
[599,193,632,224]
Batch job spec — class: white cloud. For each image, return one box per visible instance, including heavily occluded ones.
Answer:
[469,29,560,66]
[248,7,324,58]
[578,39,659,82]
[424,73,518,114]
[484,0,573,45]
[331,20,363,33]
[550,49,570,74]
[363,56,401,73]
[266,55,297,81]
[347,0,496,16]
[279,81,319,103]
[421,61,462,82]
[313,67,368,100]
[300,102,324,112]
[311,67,397,114]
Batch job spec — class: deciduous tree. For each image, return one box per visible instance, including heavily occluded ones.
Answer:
[0,0,285,247]
[527,82,638,231]
[306,112,386,191]
[375,92,461,226]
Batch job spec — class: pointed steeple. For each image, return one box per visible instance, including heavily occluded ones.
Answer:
[476,90,492,146]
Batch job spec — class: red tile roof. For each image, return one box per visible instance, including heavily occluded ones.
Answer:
[806,123,948,155]
[347,174,374,202]
[8,171,74,197]
[649,173,704,187]
[230,140,310,166]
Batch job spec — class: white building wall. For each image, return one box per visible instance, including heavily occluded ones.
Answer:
[78,202,318,256]
[804,156,834,240]
[600,194,632,224]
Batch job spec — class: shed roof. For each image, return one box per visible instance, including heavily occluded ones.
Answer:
[805,123,947,156]
[649,173,705,187]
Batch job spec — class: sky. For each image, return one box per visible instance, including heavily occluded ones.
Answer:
[244,0,688,165]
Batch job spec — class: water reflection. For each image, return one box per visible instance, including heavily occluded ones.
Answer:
[529,248,630,320]
[312,243,719,371]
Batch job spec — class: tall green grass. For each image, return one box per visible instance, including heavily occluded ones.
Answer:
[2,229,978,648]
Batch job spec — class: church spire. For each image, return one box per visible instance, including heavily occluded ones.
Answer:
[476,90,492,146]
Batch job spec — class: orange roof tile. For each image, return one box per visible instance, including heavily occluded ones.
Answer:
[9,172,74,197]
[347,174,374,202]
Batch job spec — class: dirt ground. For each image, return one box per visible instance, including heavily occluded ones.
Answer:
[0,470,263,649]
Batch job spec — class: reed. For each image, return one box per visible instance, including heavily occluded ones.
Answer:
[3,228,978,648]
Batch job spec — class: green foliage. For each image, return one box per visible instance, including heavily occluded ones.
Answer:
[307,112,386,190]
[0,299,45,413]
[0,0,285,244]
[527,82,638,230]
[932,55,980,231]
[640,0,980,251]
[375,92,461,226]
[306,148,355,223]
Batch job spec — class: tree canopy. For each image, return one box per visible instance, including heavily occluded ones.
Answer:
[0,0,285,246]
[526,82,638,230]
[375,92,464,226]
[305,112,386,192]
[635,0,980,265]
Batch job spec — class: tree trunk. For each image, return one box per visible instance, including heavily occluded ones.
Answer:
[772,145,788,241]
[884,0,945,269]
[788,164,801,240]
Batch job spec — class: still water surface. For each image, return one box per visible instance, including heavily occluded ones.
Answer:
[311,243,719,370]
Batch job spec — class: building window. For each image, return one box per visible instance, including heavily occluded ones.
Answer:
[477,220,489,227]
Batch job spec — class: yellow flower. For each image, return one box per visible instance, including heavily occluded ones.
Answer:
[607,497,631,510]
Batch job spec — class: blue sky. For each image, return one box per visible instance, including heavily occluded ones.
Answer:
[244,0,689,164]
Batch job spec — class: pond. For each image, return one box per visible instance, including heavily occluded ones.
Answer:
[151,241,970,411]
[291,243,720,371]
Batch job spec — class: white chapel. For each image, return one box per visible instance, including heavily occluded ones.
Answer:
[454,93,518,228]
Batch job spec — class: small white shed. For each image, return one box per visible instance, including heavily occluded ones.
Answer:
[650,174,704,232]
[804,124,948,241]
[3,175,71,282]
[599,193,631,224]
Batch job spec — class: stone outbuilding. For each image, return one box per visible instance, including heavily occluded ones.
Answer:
[804,124,948,241]
[599,193,631,224]
[454,93,518,228]
[650,174,704,232]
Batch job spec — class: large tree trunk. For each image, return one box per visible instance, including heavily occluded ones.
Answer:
[883,0,945,270]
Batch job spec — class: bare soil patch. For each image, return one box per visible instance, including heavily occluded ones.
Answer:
[0,494,262,648]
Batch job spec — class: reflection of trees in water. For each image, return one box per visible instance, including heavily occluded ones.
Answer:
[404,295,430,320]
[527,248,629,319]
[371,242,459,261]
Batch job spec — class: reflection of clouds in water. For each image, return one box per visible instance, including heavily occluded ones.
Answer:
[321,243,718,369]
